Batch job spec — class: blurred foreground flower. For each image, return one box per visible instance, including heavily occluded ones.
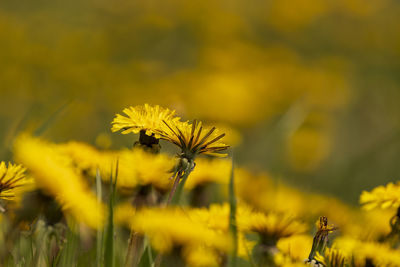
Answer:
[245,211,308,241]
[14,134,105,229]
[57,141,174,190]
[130,207,229,253]
[0,162,29,202]
[334,237,400,266]
[275,234,313,265]
[360,182,400,210]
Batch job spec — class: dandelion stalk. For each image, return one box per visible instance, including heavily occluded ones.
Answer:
[166,171,183,206]
[171,170,191,205]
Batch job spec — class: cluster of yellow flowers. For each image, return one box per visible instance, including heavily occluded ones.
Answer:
[112,104,229,160]
[1,104,400,266]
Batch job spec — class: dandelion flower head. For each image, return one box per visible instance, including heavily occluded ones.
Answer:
[111,104,180,138]
[274,235,313,265]
[161,119,229,160]
[130,207,229,253]
[0,162,28,200]
[14,134,105,229]
[246,212,308,240]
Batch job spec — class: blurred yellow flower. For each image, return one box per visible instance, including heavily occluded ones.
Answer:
[114,201,136,227]
[334,237,400,267]
[188,202,251,232]
[244,211,308,240]
[57,141,174,190]
[0,162,29,200]
[182,245,219,267]
[184,158,231,190]
[275,234,313,264]
[287,126,331,173]
[189,202,305,248]
[130,207,229,253]
[111,104,180,138]
[14,134,105,229]
[360,182,400,210]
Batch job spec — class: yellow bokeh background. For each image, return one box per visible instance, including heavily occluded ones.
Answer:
[1,0,400,203]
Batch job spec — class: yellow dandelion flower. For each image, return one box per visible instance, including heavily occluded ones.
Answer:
[0,162,29,201]
[182,236,255,267]
[275,234,313,264]
[58,141,174,190]
[182,245,219,267]
[184,158,231,190]
[186,204,256,260]
[334,237,400,267]
[360,182,400,210]
[189,202,307,240]
[118,149,174,190]
[57,141,115,177]
[111,104,180,138]
[14,134,105,229]
[130,207,229,253]
[114,201,136,227]
[161,119,229,160]
[244,211,308,240]
[314,248,346,267]
[188,203,253,232]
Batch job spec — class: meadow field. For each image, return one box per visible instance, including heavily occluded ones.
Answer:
[1,0,400,266]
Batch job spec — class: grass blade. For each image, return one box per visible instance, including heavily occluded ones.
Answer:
[104,161,118,267]
[228,157,238,267]
[96,168,103,267]
[34,100,72,136]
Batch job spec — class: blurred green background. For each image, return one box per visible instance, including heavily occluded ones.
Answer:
[1,0,400,203]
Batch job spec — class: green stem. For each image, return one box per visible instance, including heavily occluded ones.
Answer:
[96,169,103,267]
[170,168,192,205]
[165,172,182,206]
